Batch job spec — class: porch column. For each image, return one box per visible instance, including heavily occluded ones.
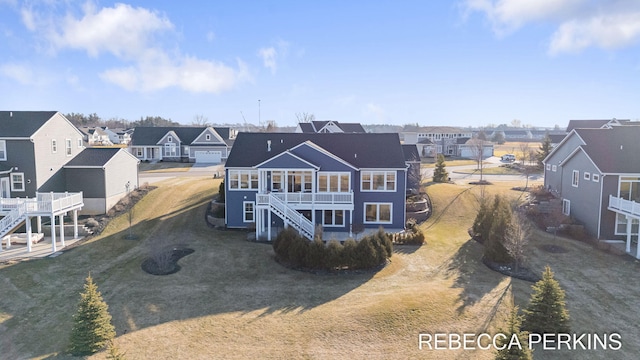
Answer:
[349,210,353,237]
[26,216,32,253]
[51,215,57,252]
[37,216,42,234]
[626,215,632,253]
[59,214,65,248]
[267,210,272,242]
[73,210,78,239]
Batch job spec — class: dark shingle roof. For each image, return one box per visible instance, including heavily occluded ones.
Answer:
[402,144,420,162]
[227,132,406,169]
[131,126,231,145]
[300,120,366,133]
[297,123,315,132]
[337,123,366,133]
[0,111,58,137]
[574,126,640,173]
[566,119,614,132]
[64,148,121,167]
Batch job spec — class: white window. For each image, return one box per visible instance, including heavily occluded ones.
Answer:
[11,172,25,192]
[323,210,344,226]
[364,203,392,224]
[615,214,640,235]
[562,199,570,216]
[78,138,83,148]
[0,140,6,161]
[318,172,350,192]
[593,174,600,182]
[618,176,640,202]
[243,201,255,222]
[229,170,259,190]
[546,164,551,171]
[584,172,590,181]
[164,143,177,157]
[552,165,557,172]
[206,134,211,141]
[168,136,173,142]
[572,170,579,187]
[136,148,144,157]
[51,139,57,154]
[361,171,396,191]
[65,139,72,156]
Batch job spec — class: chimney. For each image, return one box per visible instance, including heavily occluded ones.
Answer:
[267,140,271,152]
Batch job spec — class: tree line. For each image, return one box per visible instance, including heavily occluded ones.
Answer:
[65,112,183,128]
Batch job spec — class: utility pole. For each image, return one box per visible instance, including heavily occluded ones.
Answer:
[258,99,261,126]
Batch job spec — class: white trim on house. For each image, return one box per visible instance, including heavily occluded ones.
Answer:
[290,141,359,171]
[361,171,397,192]
[254,150,320,170]
[10,172,25,192]
[192,127,226,145]
[317,172,351,192]
[0,140,5,161]
[364,202,393,224]
[322,209,345,226]
[243,201,255,222]
[562,199,570,216]
[51,139,57,154]
[156,131,180,145]
[572,170,579,187]
[229,170,259,190]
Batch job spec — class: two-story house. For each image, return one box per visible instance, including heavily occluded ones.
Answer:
[224,132,408,241]
[544,126,640,257]
[403,126,476,157]
[129,126,234,163]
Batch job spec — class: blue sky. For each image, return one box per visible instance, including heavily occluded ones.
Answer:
[1,1,640,128]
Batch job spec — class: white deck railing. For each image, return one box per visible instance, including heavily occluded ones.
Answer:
[0,192,83,215]
[609,195,640,218]
[256,191,353,206]
[267,193,315,239]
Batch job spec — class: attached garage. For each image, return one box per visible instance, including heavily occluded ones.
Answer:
[195,150,222,163]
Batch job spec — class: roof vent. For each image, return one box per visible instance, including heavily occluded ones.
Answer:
[354,153,357,158]
[620,145,623,150]
[267,140,271,152]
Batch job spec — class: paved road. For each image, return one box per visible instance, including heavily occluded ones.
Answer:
[139,163,225,184]
[423,156,543,184]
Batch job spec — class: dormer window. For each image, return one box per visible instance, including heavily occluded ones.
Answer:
[168,136,173,142]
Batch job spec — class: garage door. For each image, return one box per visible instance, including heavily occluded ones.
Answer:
[195,151,222,163]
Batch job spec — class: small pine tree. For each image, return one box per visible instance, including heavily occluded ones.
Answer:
[537,134,553,167]
[432,154,448,183]
[485,196,514,264]
[495,307,533,360]
[68,274,116,356]
[523,266,570,334]
[106,340,127,360]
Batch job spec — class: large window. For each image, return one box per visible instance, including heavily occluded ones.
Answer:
[287,171,313,192]
[318,172,350,192]
[243,201,255,222]
[0,140,6,160]
[562,199,570,216]
[364,203,392,224]
[615,214,640,235]
[11,172,25,192]
[361,171,396,191]
[229,170,258,190]
[619,177,640,202]
[164,143,177,157]
[323,210,344,226]
[572,170,579,187]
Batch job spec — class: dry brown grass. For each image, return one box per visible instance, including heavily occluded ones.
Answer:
[0,178,638,359]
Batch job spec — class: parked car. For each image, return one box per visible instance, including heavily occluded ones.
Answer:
[501,154,516,162]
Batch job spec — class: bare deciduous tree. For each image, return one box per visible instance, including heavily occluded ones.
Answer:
[295,112,316,123]
[519,143,530,166]
[192,114,210,126]
[468,138,487,182]
[504,211,530,272]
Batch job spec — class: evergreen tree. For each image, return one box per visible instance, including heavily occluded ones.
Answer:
[523,266,570,334]
[485,196,514,264]
[432,154,448,183]
[495,307,533,360]
[68,274,116,356]
[537,134,553,167]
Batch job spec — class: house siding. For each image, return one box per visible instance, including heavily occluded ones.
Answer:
[2,139,37,196]
[544,133,584,193]
[559,151,601,236]
[600,175,622,239]
[104,152,139,199]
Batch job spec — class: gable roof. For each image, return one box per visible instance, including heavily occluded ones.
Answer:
[402,144,420,162]
[566,119,621,132]
[226,132,406,169]
[64,148,137,168]
[573,126,640,173]
[298,120,366,133]
[131,126,232,146]
[0,111,58,138]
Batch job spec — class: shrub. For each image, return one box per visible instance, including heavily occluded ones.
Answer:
[325,240,343,269]
[355,237,379,269]
[341,239,358,269]
[218,180,225,203]
[523,266,570,334]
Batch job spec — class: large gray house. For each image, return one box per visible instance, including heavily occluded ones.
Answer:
[544,125,640,257]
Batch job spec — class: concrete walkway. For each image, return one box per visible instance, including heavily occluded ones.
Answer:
[0,236,83,263]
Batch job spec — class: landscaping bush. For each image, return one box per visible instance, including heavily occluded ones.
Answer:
[273,228,392,271]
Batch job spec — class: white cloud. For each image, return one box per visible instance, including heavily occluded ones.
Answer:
[461,0,640,53]
[258,47,277,74]
[0,63,35,84]
[19,2,249,93]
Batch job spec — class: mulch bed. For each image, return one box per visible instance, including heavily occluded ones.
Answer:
[482,257,540,283]
[141,247,195,275]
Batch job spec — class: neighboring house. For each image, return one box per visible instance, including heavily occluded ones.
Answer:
[544,126,640,257]
[63,148,140,215]
[403,127,476,157]
[79,127,113,146]
[0,111,86,197]
[295,120,366,133]
[402,144,421,193]
[129,126,234,163]
[459,139,494,159]
[225,132,408,241]
[100,127,132,145]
